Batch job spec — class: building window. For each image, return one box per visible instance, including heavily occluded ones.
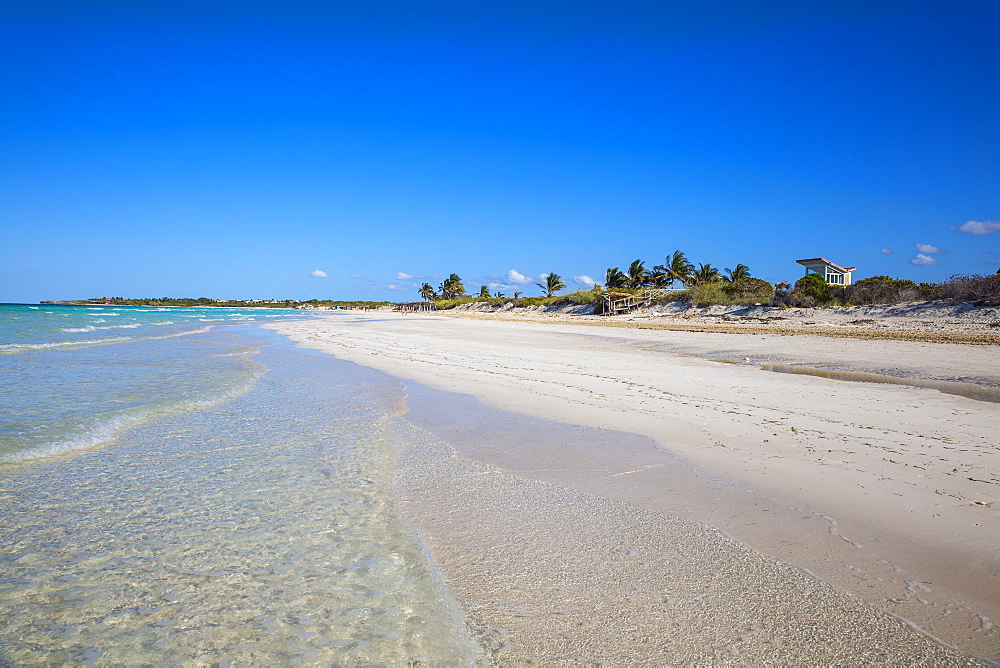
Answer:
[826,273,844,284]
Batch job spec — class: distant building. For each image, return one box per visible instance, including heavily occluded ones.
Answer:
[796,258,856,286]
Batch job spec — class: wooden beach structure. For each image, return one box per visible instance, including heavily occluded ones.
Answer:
[396,302,438,313]
[602,288,679,315]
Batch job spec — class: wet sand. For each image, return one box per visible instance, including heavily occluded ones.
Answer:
[269,312,998,662]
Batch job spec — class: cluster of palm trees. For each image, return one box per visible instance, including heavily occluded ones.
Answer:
[417,251,756,301]
[419,273,465,301]
[419,271,568,301]
[604,251,751,291]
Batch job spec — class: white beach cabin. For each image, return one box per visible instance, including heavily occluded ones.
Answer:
[796,258,856,286]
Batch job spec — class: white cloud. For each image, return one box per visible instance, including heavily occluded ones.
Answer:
[309,269,328,278]
[910,254,939,266]
[573,274,597,286]
[395,272,412,280]
[952,219,1000,236]
[538,273,549,280]
[506,269,533,284]
[383,284,405,291]
[350,274,363,279]
[915,243,943,254]
[880,248,893,255]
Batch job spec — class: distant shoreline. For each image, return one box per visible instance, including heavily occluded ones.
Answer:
[33,297,1000,344]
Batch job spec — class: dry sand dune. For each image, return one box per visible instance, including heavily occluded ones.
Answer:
[270,308,998,663]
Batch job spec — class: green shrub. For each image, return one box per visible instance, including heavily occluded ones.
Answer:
[841,275,919,305]
[563,290,601,306]
[794,273,831,304]
[681,283,729,306]
[918,282,943,299]
[722,277,774,303]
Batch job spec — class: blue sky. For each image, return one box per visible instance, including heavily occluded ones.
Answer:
[3,0,998,302]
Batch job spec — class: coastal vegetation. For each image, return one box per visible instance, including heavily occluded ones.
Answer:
[774,272,1000,308]
[41,297,395,309]
[45,263,999,313]
[418,250,1000,312]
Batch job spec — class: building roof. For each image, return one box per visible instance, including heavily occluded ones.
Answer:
[796,257,856,272]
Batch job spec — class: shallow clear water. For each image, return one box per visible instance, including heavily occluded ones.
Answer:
[0,304,293,463]
[0,307,480,664]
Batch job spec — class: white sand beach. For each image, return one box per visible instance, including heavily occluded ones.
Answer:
[270,308,998,663]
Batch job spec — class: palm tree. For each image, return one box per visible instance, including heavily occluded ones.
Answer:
[605,267,627,290]
[648,265,670,288]
[691,263,722,285]
[537,272,566,297]
[493,291,506,298]
[653,250,694,287]
[723,264,751,283]
[478,286,491,299]
[419,283,437,301]
[626,259,649,289]
[439,273,465,299]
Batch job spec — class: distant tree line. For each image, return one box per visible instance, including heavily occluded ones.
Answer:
[54,297,395,309]
[415,251,1000,309]
[775,271,1000,307]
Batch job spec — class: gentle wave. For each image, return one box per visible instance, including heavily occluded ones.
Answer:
[60,323,143,333]
[0,413,149,464]
[1,369,262,464]
[1,326,215,354]
[0,337,133,353]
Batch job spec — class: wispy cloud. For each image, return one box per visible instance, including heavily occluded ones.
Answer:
[573,274,597,286]
[951,219,1000,236]
[915,243,943,254]
[880,248,893,255]
[309,269,328,278]
[395,272,413,280]
[910,254,939,266]
[349,274,363,279]
[506,269,533,285]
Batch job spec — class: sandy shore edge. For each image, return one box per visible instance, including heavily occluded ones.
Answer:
[266,313,999,661]
[392,414,971,664]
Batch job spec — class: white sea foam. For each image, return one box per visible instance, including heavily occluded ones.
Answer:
[162,325,214,338]
[60,322,141,333]
[1,373,261,464]
[0,337,132,353]
[0,413,145,464]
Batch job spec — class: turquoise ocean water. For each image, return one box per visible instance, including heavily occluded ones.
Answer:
[0,304,479,664]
